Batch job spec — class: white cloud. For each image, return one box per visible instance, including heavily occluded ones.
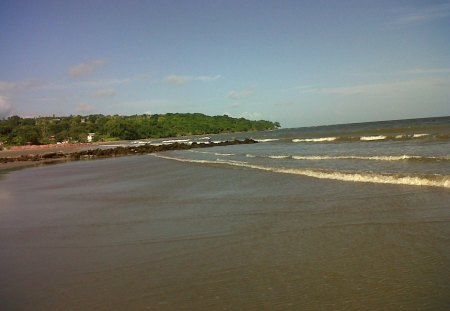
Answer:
[0,96,13,119]
[394,3,450,25]
[94,88,117,98]
[0,81,17,92]
[76,103,96,114]
[194,75,222,82]
[298,78,450,96]
[164,75,193,85]
[68,59,107,77]
[227,88,255,100]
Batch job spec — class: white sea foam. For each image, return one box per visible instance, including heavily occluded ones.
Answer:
[254,138,279,142]
[213,152,235,156]
[189,150,235,156]
[216,159,248,165]
[395,135,405,139]
[360,135,387,141]
[290,155,448,161]
[292,137,337,143]
[153,154,450,188]
[413,133,429,138]
[268,155,290,159]
[246,154,256,158]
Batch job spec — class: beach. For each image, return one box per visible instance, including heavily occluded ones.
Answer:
[0,139,257,174]
[0,143,97,172]
[1,117,449,310]
[1,153,450,310]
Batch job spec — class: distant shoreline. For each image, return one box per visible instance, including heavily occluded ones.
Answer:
[0,139,258,173]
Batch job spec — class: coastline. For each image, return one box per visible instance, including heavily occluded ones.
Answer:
[0,139,257,173]
[2,150,449,310]
[0,143,96,173]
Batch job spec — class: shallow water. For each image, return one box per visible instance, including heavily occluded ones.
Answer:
[1,154,449,310]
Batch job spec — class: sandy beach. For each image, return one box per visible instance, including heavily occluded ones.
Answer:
[0,144,95,173]
[1,154,449,310]
[0,139,257,173]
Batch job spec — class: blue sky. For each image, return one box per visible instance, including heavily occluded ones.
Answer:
[0,0,449,127]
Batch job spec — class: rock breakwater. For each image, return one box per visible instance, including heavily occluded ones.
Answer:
[0,139,257,165]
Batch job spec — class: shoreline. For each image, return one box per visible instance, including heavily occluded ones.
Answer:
[0,139,257,173]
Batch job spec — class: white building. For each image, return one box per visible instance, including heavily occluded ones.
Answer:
[87,133,96,142]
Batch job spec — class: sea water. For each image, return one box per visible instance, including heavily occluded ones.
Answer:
[0,116,449,310]
[158,116,450,188]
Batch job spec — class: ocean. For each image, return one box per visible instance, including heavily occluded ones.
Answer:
[1,116,449,310]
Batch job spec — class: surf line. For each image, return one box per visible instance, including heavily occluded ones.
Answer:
[153,154,450,188]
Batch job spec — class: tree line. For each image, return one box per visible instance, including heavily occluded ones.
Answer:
[0,113,280,146]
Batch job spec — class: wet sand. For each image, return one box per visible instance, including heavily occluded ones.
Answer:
[0,139,257,173]
[0,144,94,172]
[1,155,449,310]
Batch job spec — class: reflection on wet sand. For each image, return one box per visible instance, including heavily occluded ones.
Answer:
[0,156,449,310]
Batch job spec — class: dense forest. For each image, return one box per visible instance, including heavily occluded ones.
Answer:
[0,113,280,146]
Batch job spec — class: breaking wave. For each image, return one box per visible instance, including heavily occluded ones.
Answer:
[289,133,444,143]
[292,137,337,143]
[268,155,291,159]
[189,150,235,156]
[290,155,450,162]
[246,154,450,162]
[412,133,429,138]
[153,154,450,188]
[360,135,387,141]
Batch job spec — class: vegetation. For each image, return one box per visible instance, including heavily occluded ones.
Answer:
[0,113,280,146]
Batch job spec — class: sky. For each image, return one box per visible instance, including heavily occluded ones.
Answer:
[0,0,449,128]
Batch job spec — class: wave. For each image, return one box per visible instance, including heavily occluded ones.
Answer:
[289,133,445,143]
[360,135,387,141]
[216,159,248,165]
[412,133,429,138]
[162,139,191,144]
[153,154,450,188]
[268,155,291,159]
[189,150,235,156]
[292,137,337,143]
[249,154,449,162]
[291,155,450,162]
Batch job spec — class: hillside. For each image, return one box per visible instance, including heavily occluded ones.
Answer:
[0,113,280,146]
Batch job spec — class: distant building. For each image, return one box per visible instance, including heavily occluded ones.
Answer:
[87,133,96,142]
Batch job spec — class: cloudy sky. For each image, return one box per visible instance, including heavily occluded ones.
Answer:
[1,0,449,127]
